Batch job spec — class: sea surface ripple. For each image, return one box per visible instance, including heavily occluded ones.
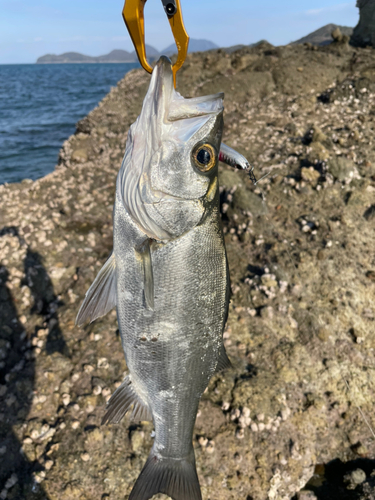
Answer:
[0,63,139,185]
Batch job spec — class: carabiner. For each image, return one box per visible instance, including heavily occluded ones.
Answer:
[122,0,189,87]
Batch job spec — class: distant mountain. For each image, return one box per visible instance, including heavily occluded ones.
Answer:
[36,39,220,64]
[162,38,218,55]
[37,52,98,64]
[36,49,138,64]
[96,49,134,63]
[292,23,353,46]
[130,44,160,59]
[36,27,362,64]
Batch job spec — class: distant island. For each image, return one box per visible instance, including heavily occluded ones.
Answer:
[36,39,219,64]
[36,25,357,64]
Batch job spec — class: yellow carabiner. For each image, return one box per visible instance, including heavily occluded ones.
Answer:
[122,0,189,87]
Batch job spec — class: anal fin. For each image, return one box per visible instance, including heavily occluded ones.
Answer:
[76,252,116,326]
[102,376,152,425]
[215,344,232,372]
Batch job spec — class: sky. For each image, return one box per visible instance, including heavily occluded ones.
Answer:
[0,0,360,64]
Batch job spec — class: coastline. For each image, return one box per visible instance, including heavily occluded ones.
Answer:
[1,44,375,499]
[35,60,139,64]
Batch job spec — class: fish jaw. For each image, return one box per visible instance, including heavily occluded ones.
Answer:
[117,56,224,241]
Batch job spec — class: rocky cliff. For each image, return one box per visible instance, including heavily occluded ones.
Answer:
[352,0,375,46]
[1,40,375,500]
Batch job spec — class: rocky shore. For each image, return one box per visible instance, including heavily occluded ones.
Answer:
[1,39,375,500]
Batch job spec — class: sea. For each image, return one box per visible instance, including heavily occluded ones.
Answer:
[0,63,139,185]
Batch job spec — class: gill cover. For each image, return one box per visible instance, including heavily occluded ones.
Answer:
[117,56,224,241]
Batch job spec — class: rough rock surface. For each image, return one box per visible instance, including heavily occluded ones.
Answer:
[352,0,375,47]
[1,42,375,500]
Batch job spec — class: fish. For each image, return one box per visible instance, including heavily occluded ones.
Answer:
[76,55,250,500]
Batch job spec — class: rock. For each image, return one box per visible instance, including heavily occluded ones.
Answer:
[301,167,321,184]
[232,53,256,71]
[328,156,353,181]
[312,125,328,144]
[344,468,366,489]
[307,142,329,162]
[71,148,88,163]
[233,187,267,215]
[332,27,343,42]
[364,204,375,221]
[219,169,243,189]
[295,491,318,500]
[131,430,145,453]
[80,452,90,462]
[352,0,375,47]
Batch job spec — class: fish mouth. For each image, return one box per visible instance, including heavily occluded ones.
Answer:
[150,56,224,123]
[147,56,175,123]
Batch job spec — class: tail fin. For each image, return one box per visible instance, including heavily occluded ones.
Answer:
[129,451,202,500]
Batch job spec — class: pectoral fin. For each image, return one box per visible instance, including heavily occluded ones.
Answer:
[138,239,154,310]
[75,252,116,326]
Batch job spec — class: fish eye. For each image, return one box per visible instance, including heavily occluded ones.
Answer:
[192,143,217,172]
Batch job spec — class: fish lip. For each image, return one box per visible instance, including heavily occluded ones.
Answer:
[153,55,174,85]
[153,56,224,122]
[151,56,174,119]
[155,55,173,70]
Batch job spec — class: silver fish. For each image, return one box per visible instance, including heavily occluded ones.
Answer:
[76,56,249,500]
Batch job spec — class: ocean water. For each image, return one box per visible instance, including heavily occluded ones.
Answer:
[0,63,139,185]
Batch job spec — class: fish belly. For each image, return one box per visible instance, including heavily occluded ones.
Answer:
[114,193,228,459]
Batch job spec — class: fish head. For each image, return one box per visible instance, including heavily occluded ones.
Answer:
[117,56,224,241]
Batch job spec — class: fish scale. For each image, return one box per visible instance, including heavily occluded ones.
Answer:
[115,192,228,459]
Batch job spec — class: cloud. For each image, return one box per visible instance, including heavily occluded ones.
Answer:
[305,3,353,16]
[34,37,43,42]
